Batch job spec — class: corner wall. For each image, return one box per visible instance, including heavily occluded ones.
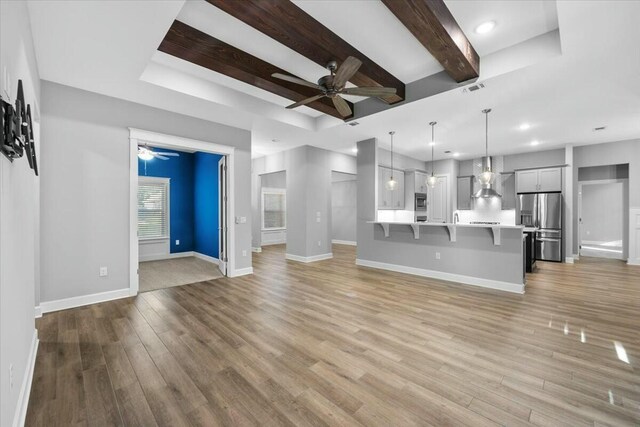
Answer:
[0,1,40,425]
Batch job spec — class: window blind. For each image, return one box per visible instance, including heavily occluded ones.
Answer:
[138,179,168,239]
[263,191,286,229]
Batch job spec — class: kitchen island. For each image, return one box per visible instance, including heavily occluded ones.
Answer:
[358,221,526,293]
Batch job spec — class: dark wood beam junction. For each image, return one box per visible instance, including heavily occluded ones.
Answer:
[158,20,352,120]
[206,0,405,104]
[381,0,480,83]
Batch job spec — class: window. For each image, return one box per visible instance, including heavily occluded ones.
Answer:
[138,177,169,239]
[262,188,286,230]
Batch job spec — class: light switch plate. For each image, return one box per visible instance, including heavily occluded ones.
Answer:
[176,240,180,245]
[99,267,108,277]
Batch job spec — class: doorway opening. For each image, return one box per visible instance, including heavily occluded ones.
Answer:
[129,129,235,295]
[578,164,629,260]
[331,171,357,247]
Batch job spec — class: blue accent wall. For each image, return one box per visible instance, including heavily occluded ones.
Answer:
[138,148,222,258]
[194,152,222,258]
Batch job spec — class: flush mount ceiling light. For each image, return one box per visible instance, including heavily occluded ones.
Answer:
[475,21,496,34]
[453,152,460,157]
[531,140,540,146]
[519,123,531,131]
[351,147,358,153]
[426,122,438,188]
[385,131,397,191]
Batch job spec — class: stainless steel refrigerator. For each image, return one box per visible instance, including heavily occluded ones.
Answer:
[517,193,562,262]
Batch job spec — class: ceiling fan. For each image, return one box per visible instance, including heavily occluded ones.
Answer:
[272,56,397,118]
[137,145,180,161]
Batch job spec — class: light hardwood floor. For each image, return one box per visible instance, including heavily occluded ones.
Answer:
[26,244,640,426]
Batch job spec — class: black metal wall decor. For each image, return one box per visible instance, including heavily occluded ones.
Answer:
[1,79,39,175]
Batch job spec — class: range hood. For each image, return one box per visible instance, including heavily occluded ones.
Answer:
[473,156,502,198]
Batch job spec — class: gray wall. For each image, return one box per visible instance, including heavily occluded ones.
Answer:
[0,1,40,425]
[40,82,252,303]
[580,181,625,243]
[261,171,286,189]
[503,148,565,172]
[572,139,640,253]
[378,147,426,171]
[578,164,628,181]
[357,138,523,286]
[332,172,357,243]
[252,147,356,257]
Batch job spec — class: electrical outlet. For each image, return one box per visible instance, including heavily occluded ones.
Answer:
[240,216,247,224]
[176,240,180,245]
[9,364,13,390]
[435,252,441,260]
[242,250,247,257]
[99,267,108,277]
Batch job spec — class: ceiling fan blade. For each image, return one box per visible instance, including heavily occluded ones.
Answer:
[154,154,170,160]
[342,86,397,97]
[272,73,322,90]
[333,56,362,89]
[286,94,325,109]
[154,152,179,156]
[332,95,352,117]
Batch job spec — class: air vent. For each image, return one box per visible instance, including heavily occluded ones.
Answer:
[444,150,451,154]
[594,126,606,131]
[347,121,360,127]
[463,83,485,93]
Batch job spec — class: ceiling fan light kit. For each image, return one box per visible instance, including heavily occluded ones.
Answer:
[272,56,397,119]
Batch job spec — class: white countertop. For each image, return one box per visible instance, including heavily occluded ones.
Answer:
[368,221,524,230]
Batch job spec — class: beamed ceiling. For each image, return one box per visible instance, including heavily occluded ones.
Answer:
[157,0,478,120]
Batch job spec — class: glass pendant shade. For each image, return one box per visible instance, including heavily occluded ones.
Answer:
[138,148,154,161]
[478,169,495,186]
[426,174,438,188]
[385,177,397,190]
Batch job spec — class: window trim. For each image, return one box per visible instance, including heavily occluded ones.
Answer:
[138,176,170,241]
[261,187,286,231]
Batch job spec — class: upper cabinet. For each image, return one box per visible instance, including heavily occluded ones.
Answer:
[516,167,562,193]
[414,171,428,194]
[378,166,405,210]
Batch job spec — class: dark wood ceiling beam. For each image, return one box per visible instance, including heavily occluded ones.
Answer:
[158,20,352,120]
[205,0,405,104]
[381,0,479,83]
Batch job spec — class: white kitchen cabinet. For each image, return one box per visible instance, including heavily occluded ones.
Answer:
[428,175,448,222]
[415,171,428,194]
[516,167,562,193]
[378,166,404,209]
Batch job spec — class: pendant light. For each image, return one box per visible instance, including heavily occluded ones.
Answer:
[426,121,438,188]
[385,131,397,190]
[473,108,502,198]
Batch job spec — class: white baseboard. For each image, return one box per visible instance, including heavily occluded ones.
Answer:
[573,253,579,260]
[628,258,640,266]
[13,329,38,427]
[286,253,333,263]
[565,257,574,264]
[355,258,525,294]
[40,288,131,314]
[252,247,262,253]
[139,251,194,262]
[229,267,253,277]
[34,305,42,319]
[193,252,219,265]
[261,241,286,246]
[332,240,357,246]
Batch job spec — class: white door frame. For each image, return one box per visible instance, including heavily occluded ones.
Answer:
[577,178,627,260]
[129,128,236,296]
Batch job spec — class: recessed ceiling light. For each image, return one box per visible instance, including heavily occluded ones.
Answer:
[530,140,540,146]
[453,152,460,157]
[519,123,531,131]
[429,142,436,146]
[475,21,496,35]
[351,147,358,153]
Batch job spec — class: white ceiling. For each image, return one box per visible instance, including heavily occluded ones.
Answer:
[27,0,640,161]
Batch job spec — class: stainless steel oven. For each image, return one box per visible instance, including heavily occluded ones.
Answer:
[415,193,427,211]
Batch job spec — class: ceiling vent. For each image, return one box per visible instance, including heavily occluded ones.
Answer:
[463,83,485,93]
[594,126,606,131]
[347,121,360,126]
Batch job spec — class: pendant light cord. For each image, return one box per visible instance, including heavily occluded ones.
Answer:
[429,121,437,176]
[389,131,395,178]
[482,109,492,169]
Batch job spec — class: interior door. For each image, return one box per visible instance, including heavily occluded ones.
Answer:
[218,156,228,275]
[579,181,624,259]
